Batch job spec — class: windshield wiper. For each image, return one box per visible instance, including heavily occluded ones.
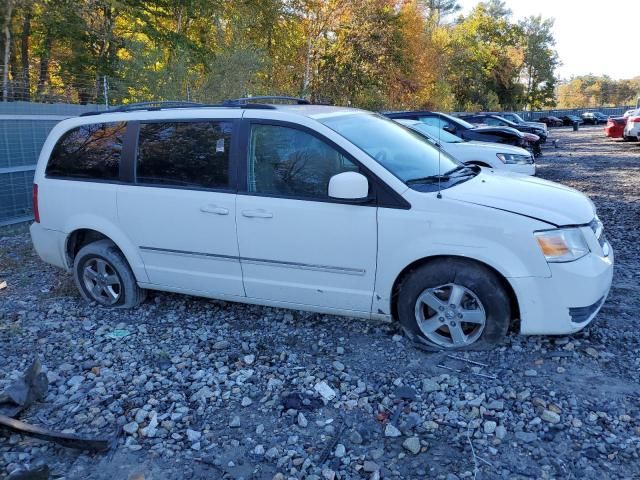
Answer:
[443,164,476,176]
[405,174,450,185]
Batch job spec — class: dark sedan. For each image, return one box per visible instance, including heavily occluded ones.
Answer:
[561,115,583,126]
[537,116,563,127]
[382,111,528,149]
[581,112,609,125]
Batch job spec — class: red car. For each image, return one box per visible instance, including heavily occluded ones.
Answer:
[605,117,626,138]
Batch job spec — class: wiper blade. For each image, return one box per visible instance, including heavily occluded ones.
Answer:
[405,175,450,185]
[443,164,476,176]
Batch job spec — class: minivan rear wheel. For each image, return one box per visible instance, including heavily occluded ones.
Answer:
[397,259,510,350]
[73,239,146,308]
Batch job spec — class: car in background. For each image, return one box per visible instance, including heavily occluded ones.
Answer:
[483,112,548,134]
[604,117,626,139]
[537,116,563,127]
[561,115,583,126]
[623,114,640,141]
[395,119,535,175]
[623,109,638,118]
[458,113,545,156]
[581,112,608,125]
[382,111,530,149]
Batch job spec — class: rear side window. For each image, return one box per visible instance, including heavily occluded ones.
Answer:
[46,122,126,180]
[136,121,232,189]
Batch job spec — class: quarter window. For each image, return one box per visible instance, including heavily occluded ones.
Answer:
[248,124,359,199]
[136,121,232,189]
[46,122,125,180]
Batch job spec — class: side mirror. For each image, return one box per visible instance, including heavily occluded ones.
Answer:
[328,171,369,201]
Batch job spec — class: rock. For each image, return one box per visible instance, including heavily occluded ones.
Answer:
[495,425,507,439]
[123,421,139,434]
[265,447,279,459]
[141,412,158,438]
[334,443,346,458]
[254,445,265,455]
[241,396,253,407]
[350,430,363,444]
[243,354,255,364]
[229,415,241,427]
[524,369,537,377]
[486,400,504,411]
[384,424,401,437]
[332,361,345,372]
[402,437,421,454]
[186,429,201,442]
[297,412,308,428]
[483,421,497,434]
[322,468,336,480]
[585,347,599,358]
[363,461,380,472]
[314,381,336,401]
[541,410,561,424]
[336,346,345,355]
[213,340,229,350]
[515,431,537,443]
[256,424,265,435]
[422,379,440,393]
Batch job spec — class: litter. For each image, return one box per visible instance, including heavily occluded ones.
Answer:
[446,354,488,367]
[0,358,48,417]
[0,414,112,452]
[105,329,131,339]
[0,280,7,290]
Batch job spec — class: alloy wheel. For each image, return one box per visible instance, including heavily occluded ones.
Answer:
[82,258,121,305]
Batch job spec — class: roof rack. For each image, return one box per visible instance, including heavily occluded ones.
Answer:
[79,97,311,117]
[224,96,311,105]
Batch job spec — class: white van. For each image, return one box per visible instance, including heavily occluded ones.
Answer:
[30,99,613,350]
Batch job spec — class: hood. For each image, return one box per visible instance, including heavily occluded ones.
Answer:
[445,170,595,226]
[458,141,531,156]
[525,121,547,131]
[472,125,524,137]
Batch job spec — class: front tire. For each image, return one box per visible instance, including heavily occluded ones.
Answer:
[73,239,146,308]
[397,259,511,350]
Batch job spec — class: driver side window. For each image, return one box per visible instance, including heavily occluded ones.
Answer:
[248,124,359,199]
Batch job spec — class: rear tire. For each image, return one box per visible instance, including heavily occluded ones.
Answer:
[397,258,511,350]
[73,239,146,308]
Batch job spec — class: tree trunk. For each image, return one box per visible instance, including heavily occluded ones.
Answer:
[36,34,52,98]
[20,3,31,100]
[2,0,13,102]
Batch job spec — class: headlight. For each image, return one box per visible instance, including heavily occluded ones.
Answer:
[534,228,590,262]
[496,153,533,164]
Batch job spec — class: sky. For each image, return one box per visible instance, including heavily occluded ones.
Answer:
[456,0,637,80]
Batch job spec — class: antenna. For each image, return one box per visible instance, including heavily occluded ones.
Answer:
[437,114,442,199]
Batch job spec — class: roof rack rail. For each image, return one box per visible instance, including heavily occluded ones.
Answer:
[224,96,311,105]
[79,101,206,117]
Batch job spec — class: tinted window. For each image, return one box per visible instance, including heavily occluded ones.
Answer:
[248,124,359,199]
[46,122,125,180]
[136,121,232,189]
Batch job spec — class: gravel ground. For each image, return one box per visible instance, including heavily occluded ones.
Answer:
[1,126,639,480]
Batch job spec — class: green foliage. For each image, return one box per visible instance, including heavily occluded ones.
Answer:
[557,75,640,108]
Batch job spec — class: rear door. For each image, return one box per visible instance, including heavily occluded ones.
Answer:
[117,116,244,297]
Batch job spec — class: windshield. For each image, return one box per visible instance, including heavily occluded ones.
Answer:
[437,112,475,129]
[410,122,464,143]
[510,113,525,123]
[319,113,460,183]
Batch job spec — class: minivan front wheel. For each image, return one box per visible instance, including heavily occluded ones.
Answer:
[397,259,511,350]
[73,239,145,308]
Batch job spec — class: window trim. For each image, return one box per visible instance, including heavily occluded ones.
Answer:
[238,119,410,209]
[44,121,128,183]
[127,118,240,193]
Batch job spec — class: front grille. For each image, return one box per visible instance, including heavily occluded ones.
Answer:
[569,297,605,324]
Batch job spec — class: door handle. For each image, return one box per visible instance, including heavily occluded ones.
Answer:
[200,205,229,215]
[242,209,273,219]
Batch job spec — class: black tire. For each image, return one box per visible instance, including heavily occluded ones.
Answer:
[73,239,146,308]
[396,258,511,350]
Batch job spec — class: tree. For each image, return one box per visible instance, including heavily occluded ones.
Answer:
[520,15,559,110]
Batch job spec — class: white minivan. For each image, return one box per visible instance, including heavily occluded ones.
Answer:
[30,100,614,350]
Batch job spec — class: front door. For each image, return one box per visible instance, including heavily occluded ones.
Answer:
[118,119,244,297]
[235,122,377,313]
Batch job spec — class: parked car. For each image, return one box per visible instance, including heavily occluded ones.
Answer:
[482,112,548,134]
[581,112,609,125]
[459,114,547,143]
[382,111,531,150]
[394,119,535,175]
[623,109,638,118]
[604,117,626,139]
[30,99,613,350]
[623,114,640,141]
[561,115,583,126]
[537,116,563,127]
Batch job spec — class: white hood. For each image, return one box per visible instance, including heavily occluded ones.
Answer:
[441,140,531,164]
[445,170,595,226]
